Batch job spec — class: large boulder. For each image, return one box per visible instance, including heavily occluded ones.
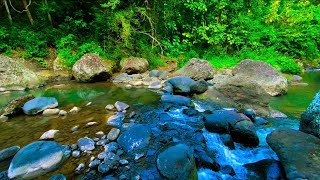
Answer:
[267,129,320,180]
[72,54,112,82]
[117,124,151,152]
[1,94,34,117]
[232,60,288,96]
[245,159,286,180]
[0,56,43,91]
[230,119,259,147]
[8,141,70,179]
[300,91,320,137]
[156,143,197,179]
[177,58,215,80]
[120,57,149,74]
[165,76,208,95]
[22,97,58,115]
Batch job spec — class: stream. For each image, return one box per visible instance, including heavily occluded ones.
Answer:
[0,72,319,179]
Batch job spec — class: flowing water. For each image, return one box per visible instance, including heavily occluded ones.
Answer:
[0,72,319,179]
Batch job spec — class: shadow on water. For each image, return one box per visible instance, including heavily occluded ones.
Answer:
[270,72,320,118]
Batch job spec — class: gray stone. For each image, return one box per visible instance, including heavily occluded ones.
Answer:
[230,119,259,147]
[0,146,20,162]
[120,57,149,74]
[119,159,129,165]
[98,163,110,174]
[134,153,144,161]
[1,94,34,117]
[177,58,215,80]
[96,131,105,138]
[190,79,208,94]
[103,152,120,170]
[165,76,196,94]
[292,75,303,82]
[39,129,59,140]
[75,163,85,173]
[148,81,162,89]
[58,110,67,116]
[105,104,115,110]
[270,110,287,118]
[69,107,79,114]
[43,109,60,116]
[104,142,119,153]
[8,141,70,179]
[161,95,192,106]
[89,159,101,169]
[77,137,95,151]
[72,150,81,158]
[106,113,125,128]
[149,70,160,77]
[107,128,121,141]
[22,97,58,115]
[300,91,320,137]
[114,101,129,112]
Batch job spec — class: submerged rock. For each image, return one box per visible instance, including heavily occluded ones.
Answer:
[72,53,112,82]
[8,141,70,179]
[1,94,34,117]
[106,113,125,128]
[156,143,197,179]
[120,57,149,74]
[267,129,320,180]
[22,97,58,115]
[300,91,320,137]
[161,95,192,106]
[117,124,151,152]
[77,137,95,152]
[177,58,215,80]
[0,146,20,162]
[245,159,285,180]
[230,119,259,147]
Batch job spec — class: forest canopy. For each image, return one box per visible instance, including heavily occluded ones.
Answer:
[0,0,319,73]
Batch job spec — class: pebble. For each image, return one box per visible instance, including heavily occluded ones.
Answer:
[71,125,79,132]
[130,81,143,86]
[98,163,110,174]
[133,175,141,180]
[77,137,95,151]
[89,159,101,169]
[59,110,67,116]
[86,102,92,106]
[96,131,105,138]
[107,128,121,141]
[134,153,145,161]
[86,122,98,127]
[104,142,119,153]
[114,101,130,112]
[105,104,115,110]
[116,149,124,156]
[96,139,108,146]
[39,129,59,140]
[0,115,9,122]
[93,138,100,142]
[75,163,85,173]
[43,108,60,116]
[148,81,162,89]
[71,144,78,150]
[69,107,79,114]
[129,111,136,118]
[98,152,106,160]
[72,150,81,158]
[119,159,129,165]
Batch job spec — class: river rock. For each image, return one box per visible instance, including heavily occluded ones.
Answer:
[72,150,81,158]
[0,146,20,162]
[43,108,60,116]
[59,110,67,116]
[69,106,79,114]
[300,91,320,137]
[269,110,287,118]
[114,101,129,112]
[267,129,320,179]
[156,143,197,179]
[148,81,162,89]
[190,79,208,94]
[48,174,67,180]
[7,141,70,179]
[1,94,34,117]
[107,128,121,141]
[0,115,8,122]
[98,163,110,174]
[117,124,151,152]
[149,70,160,77]
[120,57,149,74]
[40,129,59,140]
[106,113,125,128]
[292,75,302,82]
[230,119,259,147]
[72,54,112,82]
[165,76,196,94]
[77,137,95,151]
[105,104,115,110]
[245,159,285,180]
[161,95,192,106]
[22,97,58,115]
[0,56,43,90]
[232,59,288,96]
[177,58,215,80]
[103,152,120,170]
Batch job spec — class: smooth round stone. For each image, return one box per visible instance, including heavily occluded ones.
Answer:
[39,130,59,140]
[105,104,115,110]
[59,110,67,116]
[98,152,106,160]
[71,144,78,150]
[104,142,119,153]
[89,159,101,169]
[114,101,130,112]
[77,137,95,152]
[96,139,108,146]
[75,163,85,173]
[72,150,81,158]
[22,97,58,115]
[107,128,121,141]
[86,122,98,127]
[96,131,105,138]
[119,159,129,165]
[0,146,20,162]
[43,109,60,116]
[69,107,79,114]
[98,163,110,174]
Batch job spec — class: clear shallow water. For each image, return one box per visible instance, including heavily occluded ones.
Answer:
[270,72,320,118]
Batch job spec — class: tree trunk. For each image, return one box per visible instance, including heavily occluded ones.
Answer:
[4,0,13,24]
[44,0,53,26]
[22,0,34,25]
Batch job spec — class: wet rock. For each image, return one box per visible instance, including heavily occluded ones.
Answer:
[0,115,8,122]
[254,117,269,125]
[48,174,67,180]
[72,150,81,158]
[177,58,215,80]
[96,131,105,138]
[204,112,230,134]
[116,150,124,156]
[230,119,259,147]
[161,95,191,106]
[118,124,151,152]
[148,81,162,89]
[149,70,160,77]
[119,159,129,165]
[43,108,60,116]
[190,79,208,94]
[105,104,115,110]
[69,106,79,114]
[22,97,58,115]
[114,101,130,112]
[98,152,106,160]
[98,163,110,174]
[59,110,67,116]
[267,129,320,180]
[86,122,98,127]
[71,125,79,132]
[71,144,78,150]
[39,129,59,140]
[119,174,127,180]
[269,110,287,118]
[292,75,302,82]
[0,171,9,180]
[134,153,144,161]
[165,76,196,94]
[75,163,85,173]
[157,143,197,179]
[104,142,119,153]
[106,112,125,128]
[232,59,288,96]
[300,91,320,137]
[220,165,235,176]
[89,159,101,169]
[120,57,149,74]
[104,152,120,170]
[113,73,132,83]
[0,146,20,162]
[77,137,95,151]
[8,141,70,179]
[96,139,108,146]
[245,159,285,180]
[194,147,220,171]
[72,54,112,82]
[1,94,34,117]
[243,108,256,121]
[107,128,121,141]
[220,134,235,150]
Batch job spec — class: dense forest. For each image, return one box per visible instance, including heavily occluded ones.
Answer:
[0,0,319,73]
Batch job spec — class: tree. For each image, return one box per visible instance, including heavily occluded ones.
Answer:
[3,0,13,24]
